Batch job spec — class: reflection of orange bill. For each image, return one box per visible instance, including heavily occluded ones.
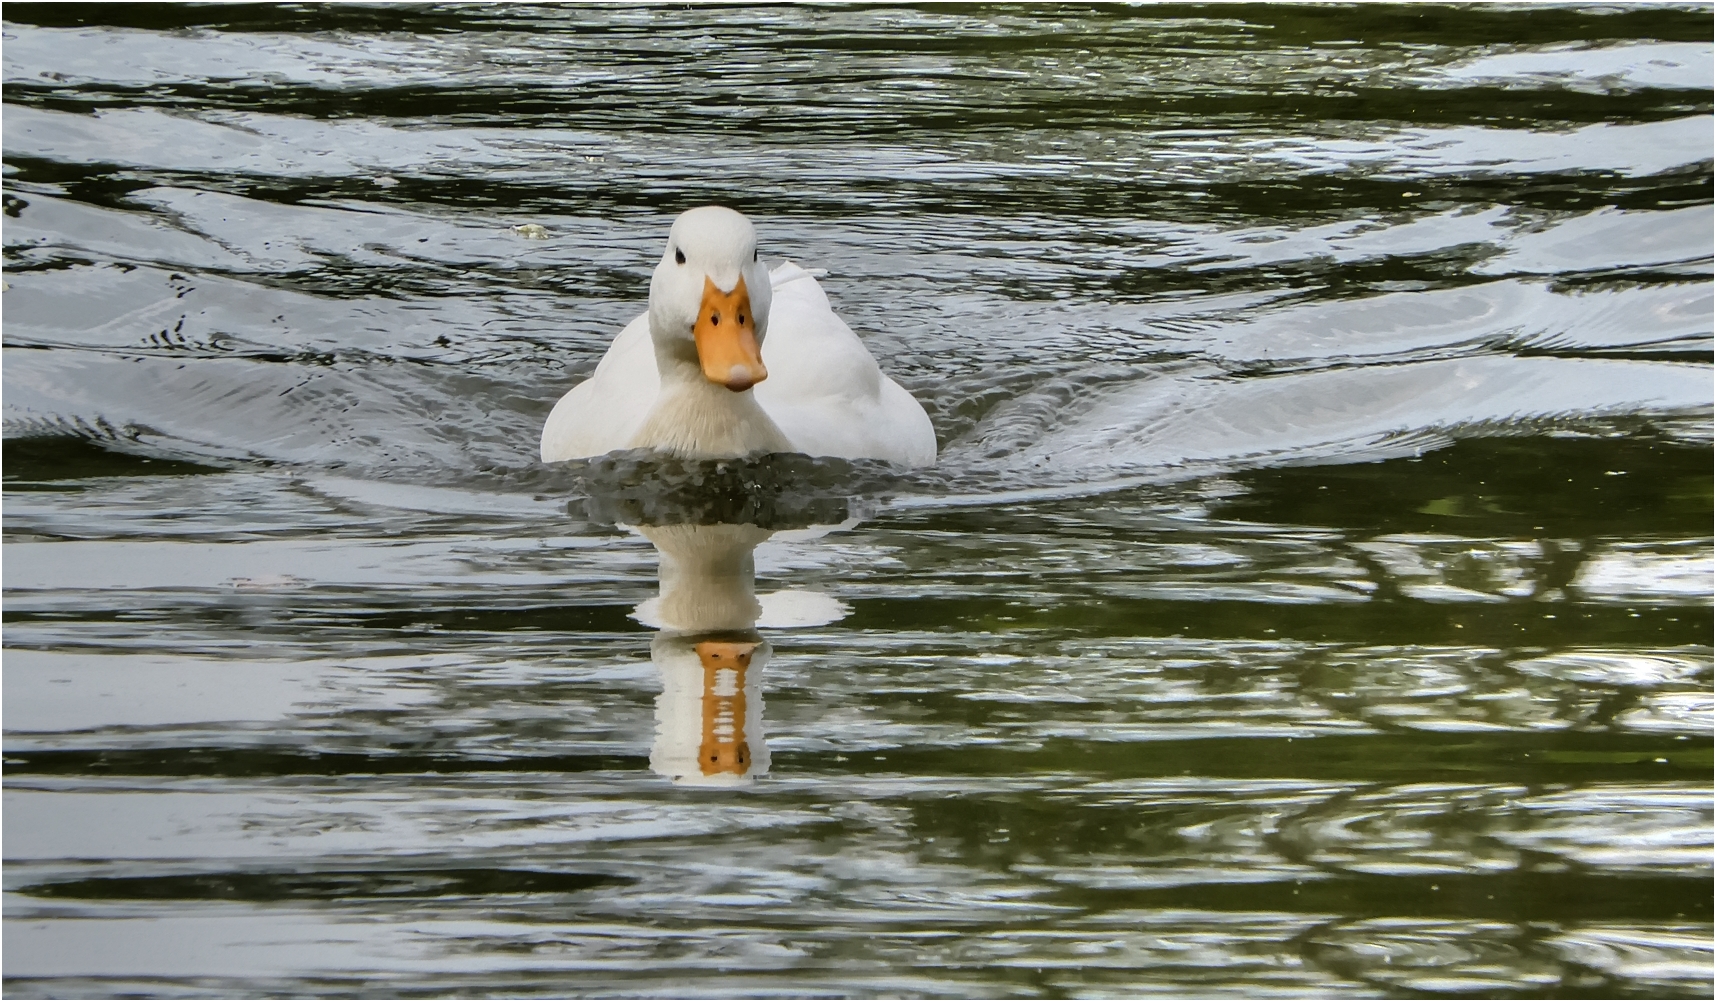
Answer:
[696,641,757,775]
[694,275,767,392]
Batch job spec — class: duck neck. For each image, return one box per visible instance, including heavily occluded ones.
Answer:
[632,338,792,459]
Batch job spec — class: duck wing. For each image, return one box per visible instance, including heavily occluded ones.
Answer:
[754,262,936,466]
[539,311,658,462]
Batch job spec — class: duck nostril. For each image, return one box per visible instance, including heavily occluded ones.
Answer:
[710,312,721,325]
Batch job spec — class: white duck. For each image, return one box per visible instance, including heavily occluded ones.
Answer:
[539,206,936,466]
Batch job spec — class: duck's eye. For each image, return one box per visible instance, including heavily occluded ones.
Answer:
[674,248,685,265]
[753,249,758,262]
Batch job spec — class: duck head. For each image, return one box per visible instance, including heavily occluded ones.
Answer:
[649,206,775,393]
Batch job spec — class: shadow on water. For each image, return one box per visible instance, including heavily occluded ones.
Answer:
[20,868,629,902]
[2,435,229,487]
[1219,431,1714,538]
[569,449,903,531]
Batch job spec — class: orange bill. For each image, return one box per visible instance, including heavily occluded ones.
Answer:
[695,640,757,776]
[693,275,767,392]
[694,640,759,671]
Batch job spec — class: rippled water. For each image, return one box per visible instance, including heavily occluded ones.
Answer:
[3,4,1712,998]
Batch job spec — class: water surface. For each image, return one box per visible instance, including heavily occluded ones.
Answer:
[3,4,1712,998]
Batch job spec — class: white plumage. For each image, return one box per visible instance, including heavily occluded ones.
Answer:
[540,208,936,467]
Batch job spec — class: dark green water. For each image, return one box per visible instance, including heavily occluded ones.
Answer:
[3,4,1711,998]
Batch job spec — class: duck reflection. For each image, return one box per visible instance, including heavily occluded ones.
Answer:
[637,524,772,633]
[649,632,769,785]
[634,522,845,786]
[574,453,874,785]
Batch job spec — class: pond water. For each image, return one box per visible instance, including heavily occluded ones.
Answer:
[3,4,1712,998]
